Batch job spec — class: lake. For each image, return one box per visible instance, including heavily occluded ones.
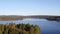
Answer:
[0,18,60,34]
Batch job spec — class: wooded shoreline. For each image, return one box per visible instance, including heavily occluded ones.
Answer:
[0,15,60,21]
[0,23,40,34]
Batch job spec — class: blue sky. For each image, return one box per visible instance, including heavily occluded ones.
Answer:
[0,0,60,16]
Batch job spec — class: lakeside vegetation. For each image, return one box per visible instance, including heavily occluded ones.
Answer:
[0,23,40,34]
[0,17,23,20]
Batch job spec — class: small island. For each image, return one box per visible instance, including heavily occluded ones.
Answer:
[0,23,40,34]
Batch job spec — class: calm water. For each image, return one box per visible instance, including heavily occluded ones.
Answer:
[0,19,60,34]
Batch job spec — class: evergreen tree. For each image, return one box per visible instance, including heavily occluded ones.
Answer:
[34,25,40,34]
[0,24,4,32]
[0,23,40,34]
[29,27,34,34]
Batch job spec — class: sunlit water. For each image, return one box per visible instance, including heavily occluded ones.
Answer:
[0,19,60,34]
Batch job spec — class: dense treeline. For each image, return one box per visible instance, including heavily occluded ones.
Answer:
[0,23,40,34]
[0,17,23,20]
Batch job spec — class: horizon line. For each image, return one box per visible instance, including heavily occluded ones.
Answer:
[0,15,60,16]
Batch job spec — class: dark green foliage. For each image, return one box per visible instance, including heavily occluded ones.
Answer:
[0,24,4,32]
[34,25,40,34]
[29,27,34,34]
[0,23,40,34]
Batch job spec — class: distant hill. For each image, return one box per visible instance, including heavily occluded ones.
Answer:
[0,15,60,20]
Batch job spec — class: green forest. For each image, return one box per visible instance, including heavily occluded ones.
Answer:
[0,23,40,34]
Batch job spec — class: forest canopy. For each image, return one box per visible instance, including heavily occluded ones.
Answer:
[0,23,40,34]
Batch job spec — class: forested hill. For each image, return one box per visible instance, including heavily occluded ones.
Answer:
[0,15,60,20]
[0,23,40,34]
